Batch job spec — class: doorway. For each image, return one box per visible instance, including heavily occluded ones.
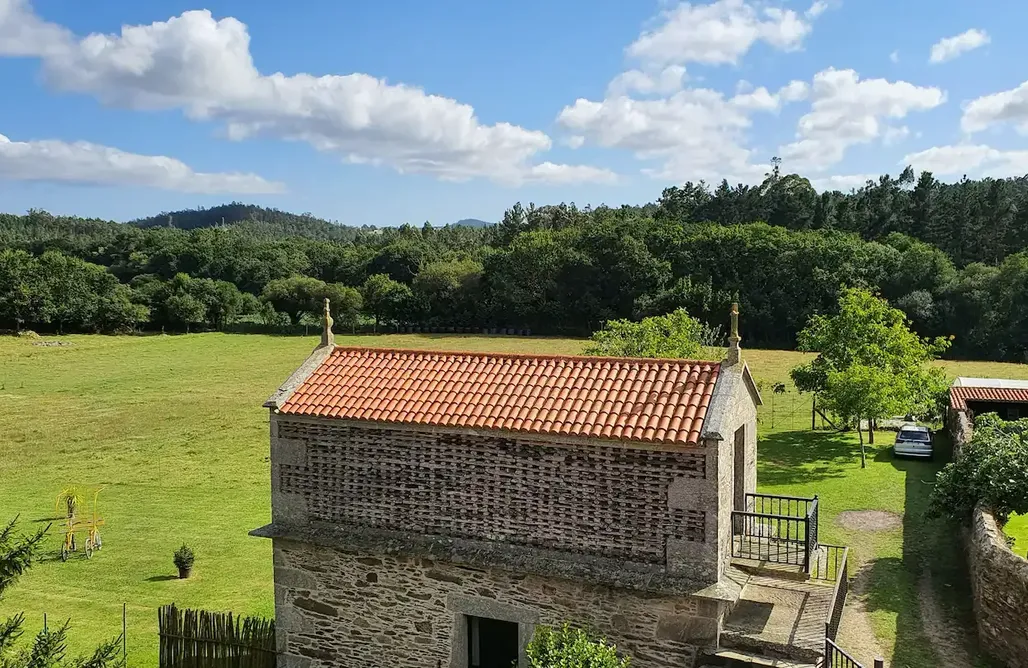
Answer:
[467,615,519,668]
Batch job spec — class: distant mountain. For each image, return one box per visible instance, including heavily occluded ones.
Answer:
[129,202,363,241]
[453,218,493,228]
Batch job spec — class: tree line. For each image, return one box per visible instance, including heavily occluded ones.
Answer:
[1,165,1027,362]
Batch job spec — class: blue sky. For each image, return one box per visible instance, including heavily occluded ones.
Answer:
[2,0,1028,226]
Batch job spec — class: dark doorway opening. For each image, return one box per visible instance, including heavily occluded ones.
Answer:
[734,425,746,512]
[467,615,518,668]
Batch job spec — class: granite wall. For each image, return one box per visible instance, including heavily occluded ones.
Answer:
[273,540,721,668]
[966,506,1028,668]
[949,408,1028,668]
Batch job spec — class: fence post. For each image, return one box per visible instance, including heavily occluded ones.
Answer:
[812,395,817,430]
[122,603,127,667]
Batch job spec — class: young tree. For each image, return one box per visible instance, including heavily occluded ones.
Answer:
[165,293,206,333]
[526,624,630,668]
[791,287,950,453]
[823,365,904,468]
[584,309,703,359]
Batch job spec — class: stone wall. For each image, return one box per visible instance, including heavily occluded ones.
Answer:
[966,506,1028,668]
[949,408,1028,668]
[274,539,719,668]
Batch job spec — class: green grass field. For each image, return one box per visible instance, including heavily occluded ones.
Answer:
[1,333,1026,666]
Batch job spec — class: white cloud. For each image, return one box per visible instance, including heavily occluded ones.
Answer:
[0,0,610,186]
[562,135,586,149]
[607,65,686,97]
[805,1,829,18]
[0,133,283,193]
[779,68,945,171]
[962,80,1028,134]
[929,28,990,64]
[523,162,619,185]
[778,80,810,102]
[625,0,813,67]
[883,125,910,146]
[811,173,876,192]
[557,89,769,183]
[903,144,1028,178]
[889,50,900,63]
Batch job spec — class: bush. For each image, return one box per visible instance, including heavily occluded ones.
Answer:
[584,309,703,359]
[929,414,1028,523]
[173,545,195,571]
[526,624,630,668]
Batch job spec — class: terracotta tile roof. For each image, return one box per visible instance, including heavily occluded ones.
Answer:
[278,347,721,445]
[950,386,1028,411]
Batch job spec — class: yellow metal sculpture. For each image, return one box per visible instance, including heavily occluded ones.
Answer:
[58,487,104,561]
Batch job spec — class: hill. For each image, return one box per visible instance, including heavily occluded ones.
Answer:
[130,202,363,240]
[453,218,493,228]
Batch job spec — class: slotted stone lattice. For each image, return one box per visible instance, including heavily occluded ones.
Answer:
[278,420,707,563]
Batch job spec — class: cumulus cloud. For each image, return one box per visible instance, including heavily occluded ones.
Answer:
[962,80,1028,134]
[811,173,876,192]
[625,0,814,67]
[607,65,686,97]
[0,0,612,186]
[779,68,945,171]
[557,89,770,183]
[929,28,989,64]
[903,144,1028,178]
[0,133,283,193]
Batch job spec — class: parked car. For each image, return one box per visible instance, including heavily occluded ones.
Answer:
[893,424,934,459]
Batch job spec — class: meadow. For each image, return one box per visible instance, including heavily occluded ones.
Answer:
[1,333,1026,666]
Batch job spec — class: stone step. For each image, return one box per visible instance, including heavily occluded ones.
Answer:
[698,648,818,667]
[720,628,823,665]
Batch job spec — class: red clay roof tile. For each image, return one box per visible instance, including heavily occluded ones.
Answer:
[278,347,721,446]
[950,386,1028,411]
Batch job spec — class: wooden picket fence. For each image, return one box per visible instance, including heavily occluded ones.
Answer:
[158,604,276,668]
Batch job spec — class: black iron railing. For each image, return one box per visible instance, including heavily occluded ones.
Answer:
[731,493,819,572]
[820,546,849,641]
[824,638,864,668]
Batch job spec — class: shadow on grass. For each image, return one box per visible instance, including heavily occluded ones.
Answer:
[861,432,1000,667]
[145,575,180,582]
[758,430,863,486]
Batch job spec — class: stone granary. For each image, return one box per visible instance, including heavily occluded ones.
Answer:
[254,303,850,668]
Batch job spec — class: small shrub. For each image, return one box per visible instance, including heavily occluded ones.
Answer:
[526,624,630,668]
[585,309,703,360]
[173,545,195,571]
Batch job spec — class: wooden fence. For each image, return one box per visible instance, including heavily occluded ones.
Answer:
[158,605,276,668]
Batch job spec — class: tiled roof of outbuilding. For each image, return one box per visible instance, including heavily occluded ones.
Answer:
[277,347,721,445]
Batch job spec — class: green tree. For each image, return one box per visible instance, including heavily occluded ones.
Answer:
[526,624,630,668]
[360,274,414,330]
[584,309,703,359]
[165,293,206,333]
[791,287,950,458]
[324,284,363,331]
[929,414,1028,524]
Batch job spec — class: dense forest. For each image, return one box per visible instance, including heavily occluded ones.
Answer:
[1,165,1027,362]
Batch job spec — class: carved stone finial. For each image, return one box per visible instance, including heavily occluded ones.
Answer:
[727,302,742,365]
[320,298,335,349]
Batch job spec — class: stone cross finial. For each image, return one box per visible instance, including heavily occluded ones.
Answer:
[320,297,335,349]
[727,302,742,365]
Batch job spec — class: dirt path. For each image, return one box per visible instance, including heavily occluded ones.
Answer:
[837,559,887,666]
[917,571,975,668]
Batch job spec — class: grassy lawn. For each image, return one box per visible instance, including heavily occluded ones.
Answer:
[0,333,1025,666]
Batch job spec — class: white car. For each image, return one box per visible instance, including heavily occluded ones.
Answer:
[893,424,934,459]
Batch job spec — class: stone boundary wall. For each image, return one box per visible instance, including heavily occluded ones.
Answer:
[966,505,1028,668]
[949,408,1028,668]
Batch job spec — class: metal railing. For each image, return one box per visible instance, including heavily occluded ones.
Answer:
[731,493,819,572]
[820,546,849,642]
[823,639,864,668]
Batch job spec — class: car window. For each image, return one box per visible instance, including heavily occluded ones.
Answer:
[898,430,930,442]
